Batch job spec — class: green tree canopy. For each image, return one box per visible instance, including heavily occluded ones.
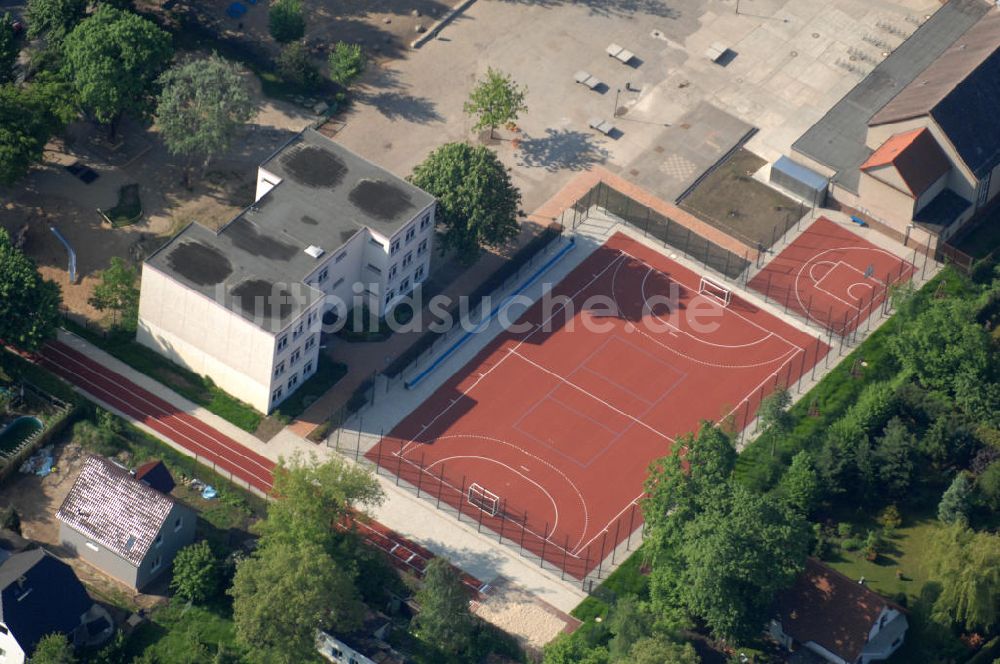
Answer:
[463,67,527,139]
[413,558,475,655]
[170,540,219,604]
[408,142,521,264]
[255,453,383,553]
[27,0,86,42]
[0,75,77,183]
[268,0,305,44]
[542,633,610,664]
[873,417,915,501]
[606,596,653,660]
[327,41,365,88]
[978,460,1000,511]
[622,636,699,664]
[0,227,62,350]
[63,5,173,138]
[88,257,139,330]
[230,540,364,664]
[156,55,254,179]
[0,13,17,84]
[277,41,319,91]
[779,450,820,515]
[928,525,1000,632]
[938,472,973,526]
[31,633,76,663]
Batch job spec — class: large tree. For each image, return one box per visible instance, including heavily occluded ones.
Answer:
[928,525,999,633]
[624,636,699,664]
[409,142,522,264]
[327,41,365,89]
[268,0,305,44]
[156,55,254,183]
[230,541,364,664]
[413,558,475,656]
[0,228,62,351]
[937,473,973,526]
[63,5,172,139]
[27,0,87,42]
[255,453,383,552]
[0,76,76,184]
[88,257,140,330]
[779,450,820,516]
[463,67,527,139]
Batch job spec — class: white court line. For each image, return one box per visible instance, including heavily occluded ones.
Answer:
[572,492,644,557]
[507,349,674,443]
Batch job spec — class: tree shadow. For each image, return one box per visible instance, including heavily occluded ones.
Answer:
[356,90,444,123]
[490,0,681,19]
[516,128,610,172]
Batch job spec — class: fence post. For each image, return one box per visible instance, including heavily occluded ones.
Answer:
[561,535,570,581]
[518,511,527,554]
[458,475,466,521]
[611,517,622,566]
[436,463,445,509]
[540,523,549,567]
[416,452,425,497]
[498,499,506,543]
[626,502,637,550]
[597,530,608,578]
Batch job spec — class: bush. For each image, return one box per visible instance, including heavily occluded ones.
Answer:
[327,41,364,88]
[837,522,853,538]
[879,505,902,534]
[277,41,319,91]
[268,0,304,43]
[842,537,863,551]
[73,420,124,457]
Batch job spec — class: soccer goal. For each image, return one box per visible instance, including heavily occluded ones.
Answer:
[699,276,733,306]
[468,483,500,516]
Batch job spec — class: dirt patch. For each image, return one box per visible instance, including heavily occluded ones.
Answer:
[472,578,579,653]
[680,148,807,250]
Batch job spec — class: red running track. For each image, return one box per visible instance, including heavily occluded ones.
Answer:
[749,217,916,335]
[38,341,481,591]
[368,232,829,579]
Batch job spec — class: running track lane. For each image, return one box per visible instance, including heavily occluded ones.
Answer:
[36,341,491,594]
[39,341,276,493]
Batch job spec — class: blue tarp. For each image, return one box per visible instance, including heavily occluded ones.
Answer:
[226,2,247,18]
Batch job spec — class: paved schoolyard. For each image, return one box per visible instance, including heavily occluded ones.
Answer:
[331,0,939,214]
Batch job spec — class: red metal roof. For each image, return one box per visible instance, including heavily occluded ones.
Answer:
[860,128,950,197]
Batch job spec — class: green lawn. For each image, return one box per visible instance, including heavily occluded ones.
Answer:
[123,601,242,663]
[64,322,263,432]
[100,183,143,227]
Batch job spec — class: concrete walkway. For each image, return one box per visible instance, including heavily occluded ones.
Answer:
[53,329,587,613]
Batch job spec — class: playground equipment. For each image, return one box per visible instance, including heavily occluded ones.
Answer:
[49,226,78,284]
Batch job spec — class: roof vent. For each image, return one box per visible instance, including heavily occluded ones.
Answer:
[305,245,325,259]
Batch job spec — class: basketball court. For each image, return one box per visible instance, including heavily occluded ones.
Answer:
[367,233,827,579]
[748,217,916,336]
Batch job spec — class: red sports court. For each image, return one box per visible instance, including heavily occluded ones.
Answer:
[749,217,915,335]
[368,233,828,579]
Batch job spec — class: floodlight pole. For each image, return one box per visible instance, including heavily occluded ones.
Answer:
[613,88,621,117]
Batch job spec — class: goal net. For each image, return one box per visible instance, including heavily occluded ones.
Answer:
[699,276,732,306]
[468,483,500,516]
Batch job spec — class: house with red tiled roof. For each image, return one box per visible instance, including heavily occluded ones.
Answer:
[768,559,908,664]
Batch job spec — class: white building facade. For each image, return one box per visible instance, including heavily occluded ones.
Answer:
[138,129,436,413]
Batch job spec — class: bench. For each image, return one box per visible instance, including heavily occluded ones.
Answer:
[574,70,602,90]
[588,117,616,136]
[850,215,867,227]
[606,43,636,64]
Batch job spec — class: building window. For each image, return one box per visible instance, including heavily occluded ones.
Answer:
[384,289,395,304]
[287,373,299,390]
[174,517,183,532]
[272,386,283,402]
[390,240,400,256]
[85,542,99,552]
[420,213,431,230]
[290,349,301,365]
[332,277,345,289]
[367,263,382,275]
[417,238,428,255]
[405,226,416,242]
[369,237,384,249]
[303,360,314,375]
[402,252,413,268]
[152,555,162,571]
[415,264,425,282]
[292,321,304,340]
[388,263,397,280]
[317,268,329,283]
[304,335,316,351]
[274,361,285,378]
[335,251,347,263]
[307,310,317,326]
[891,637,901,648]
[155,533,163,548]
[401,277,411,292]
[277,335,288,352]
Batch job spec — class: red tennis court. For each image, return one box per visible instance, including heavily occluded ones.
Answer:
[368,232,828,579]
[749,217,915,335]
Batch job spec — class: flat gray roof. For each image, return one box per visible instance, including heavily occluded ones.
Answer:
[147,129,435,332]
[792,0,991,193]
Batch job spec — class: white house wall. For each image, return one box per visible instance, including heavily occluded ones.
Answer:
[137,264,277,412]
[0,627,26,664]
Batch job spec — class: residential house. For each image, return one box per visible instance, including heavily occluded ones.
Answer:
[56,455,196,590]
[0,539,113,663]
[788,0,1000,254]
[769,559,908,664]
[317,613,405,664]
[137,128,437,413]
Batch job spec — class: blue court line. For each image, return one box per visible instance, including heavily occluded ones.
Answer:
[405,238,577,389]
